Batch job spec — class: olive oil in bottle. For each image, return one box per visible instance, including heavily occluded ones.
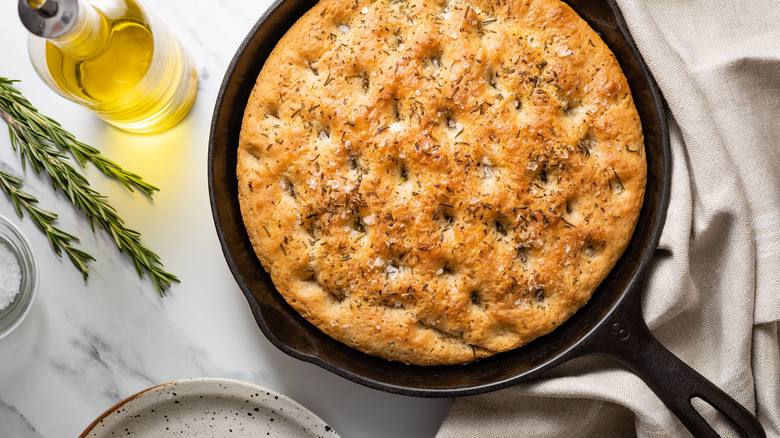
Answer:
[19,0,198,133]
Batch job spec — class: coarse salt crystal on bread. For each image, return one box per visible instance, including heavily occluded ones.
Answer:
[238,0,646,365]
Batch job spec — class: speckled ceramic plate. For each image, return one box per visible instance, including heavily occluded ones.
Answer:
[79,378,340,437]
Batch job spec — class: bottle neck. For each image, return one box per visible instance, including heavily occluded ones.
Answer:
[52,0,108,58]
[19,0,109,59]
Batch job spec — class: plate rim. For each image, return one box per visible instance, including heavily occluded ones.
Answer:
[79,377,339,437]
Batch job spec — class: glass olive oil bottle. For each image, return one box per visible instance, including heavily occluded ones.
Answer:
[19,0,197,133]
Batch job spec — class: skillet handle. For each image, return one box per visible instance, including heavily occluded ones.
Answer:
[586,297,765,437]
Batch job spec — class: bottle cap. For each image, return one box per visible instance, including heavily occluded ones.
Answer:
[19,0,79,39]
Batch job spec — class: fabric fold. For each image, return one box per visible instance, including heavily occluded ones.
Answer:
[436,1,780,436]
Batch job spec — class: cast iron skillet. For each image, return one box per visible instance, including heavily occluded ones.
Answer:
[208,1,765,436]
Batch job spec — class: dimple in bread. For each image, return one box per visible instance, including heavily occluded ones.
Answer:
[237,0,646,365]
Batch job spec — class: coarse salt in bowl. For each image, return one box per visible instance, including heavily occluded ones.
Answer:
[0,213,38,340]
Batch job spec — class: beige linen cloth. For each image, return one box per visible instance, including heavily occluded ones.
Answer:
[436,1,780,437]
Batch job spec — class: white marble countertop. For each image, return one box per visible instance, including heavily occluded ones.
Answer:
[0,1,450,436]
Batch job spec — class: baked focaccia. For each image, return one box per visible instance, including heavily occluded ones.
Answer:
[238,0,646,365]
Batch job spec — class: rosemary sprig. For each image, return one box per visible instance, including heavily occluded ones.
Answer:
[0,77,178,295]
[0,169,93,278]
[0,77,158,197]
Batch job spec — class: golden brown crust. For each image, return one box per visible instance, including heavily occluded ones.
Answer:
[237,0,646,365]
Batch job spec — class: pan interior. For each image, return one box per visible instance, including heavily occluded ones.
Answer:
[209,0,669,396]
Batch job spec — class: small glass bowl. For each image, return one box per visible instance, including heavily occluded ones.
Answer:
[0,213,39,340]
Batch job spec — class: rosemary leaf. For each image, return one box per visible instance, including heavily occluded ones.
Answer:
[0,169,93,278]
[0,77,178,295]
[0,77,158,197]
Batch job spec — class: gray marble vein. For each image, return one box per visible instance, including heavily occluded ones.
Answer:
[0,1,450,437]
[0,400,43,438]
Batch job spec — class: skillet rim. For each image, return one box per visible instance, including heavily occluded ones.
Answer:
[208,0,671,397]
